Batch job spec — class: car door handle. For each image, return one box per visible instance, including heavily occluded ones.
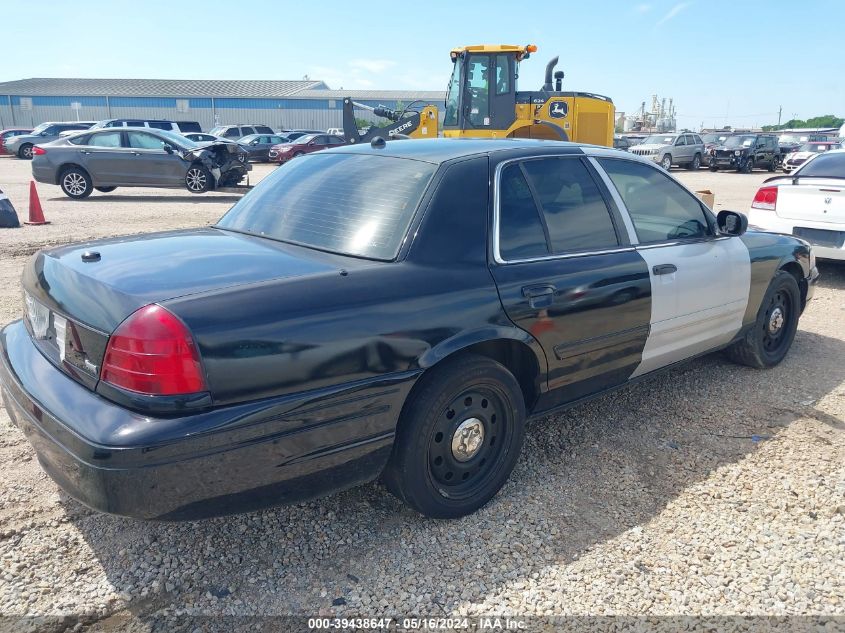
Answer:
[80,150,92,155]
[653,264,677,275]
[522,284,556,298]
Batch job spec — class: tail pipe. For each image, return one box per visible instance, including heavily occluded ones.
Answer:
[543,56,559,91]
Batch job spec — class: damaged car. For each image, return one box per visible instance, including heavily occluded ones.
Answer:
[31,128,251,199]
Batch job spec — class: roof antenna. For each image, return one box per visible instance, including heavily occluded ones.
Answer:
[370,136,387,149]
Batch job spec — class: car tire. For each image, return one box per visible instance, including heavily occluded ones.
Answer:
[382,353,526,519]
[688,153,701,170]
[18,144,34,160]
[709,164,718,172]
[59,167,93,199]
[742,157,755,173]
[767,158,778,172]
[661,154,672,170]
[95,186,117,193]
[185,165,213,194]
[726,271,800,369]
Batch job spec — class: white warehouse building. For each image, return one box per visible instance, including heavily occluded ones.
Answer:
[0,78,445,132]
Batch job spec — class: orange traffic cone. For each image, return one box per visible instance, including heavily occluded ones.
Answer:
[24,181,50,225]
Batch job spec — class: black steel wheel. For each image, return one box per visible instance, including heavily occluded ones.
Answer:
[726,271,800,368]
[709,164,718,172]
[742,157,755,173]
[383,353,526,518]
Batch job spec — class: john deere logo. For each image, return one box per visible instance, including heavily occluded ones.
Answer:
[549,102,568,119]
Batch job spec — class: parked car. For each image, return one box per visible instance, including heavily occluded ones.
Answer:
[238,134,290,162]
[326,127,344,136]
[5,122,96,159]
[781,141,839,173]
[208,124,275,140]
[280,129,324,142]
[183,133,224,143]
[629,132,705,170]
[92,119,202,133]
[269,133,345,163]
[778,132,828,156]
[0,128,33,155]
[613,136,632,151]
[31,127,250,198]
[748,149,844,260]
[709,134,781,173]
[700,132,734,166]
[0,139,817,521]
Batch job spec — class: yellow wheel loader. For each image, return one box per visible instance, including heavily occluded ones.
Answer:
[342,44,614,146]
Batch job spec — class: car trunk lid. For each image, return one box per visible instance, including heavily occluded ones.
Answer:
[775,179,845,224]
[22,227,353,390]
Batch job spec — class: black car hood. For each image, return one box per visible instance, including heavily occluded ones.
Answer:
[23,228,358,332]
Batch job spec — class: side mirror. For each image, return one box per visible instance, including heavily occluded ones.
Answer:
[717,210,748,236]
[40,132,49,137]
[162,143,174,154]
[251,140,259,145]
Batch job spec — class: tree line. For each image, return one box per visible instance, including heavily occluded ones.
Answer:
[762,114,843,131]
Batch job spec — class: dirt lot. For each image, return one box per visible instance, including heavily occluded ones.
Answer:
[0,154,843,632]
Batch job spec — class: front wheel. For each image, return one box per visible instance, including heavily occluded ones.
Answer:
[60,167,93,199]
[742,157,755,173]
[767,157,779,172]
[185,165,212,193]
[709,164,718,172]
[18,144,33,160]
[95,186,117,193]
[661,154,672,170]
[383,354,526,519]
[726,271,800,368]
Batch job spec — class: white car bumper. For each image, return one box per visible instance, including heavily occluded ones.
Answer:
[748,208,845,260]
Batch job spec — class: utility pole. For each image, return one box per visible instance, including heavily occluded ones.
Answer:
[778,105,782,127]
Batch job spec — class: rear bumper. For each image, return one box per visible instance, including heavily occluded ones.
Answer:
[0,320,414,520]
[31,162,57,185]
[747,210,845,261]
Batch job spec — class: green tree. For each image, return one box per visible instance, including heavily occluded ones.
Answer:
[762,114,843,131]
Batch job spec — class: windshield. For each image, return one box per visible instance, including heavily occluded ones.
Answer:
[702,133,730,144]
[794,152,845,178]
[443,58,462,127]
[643,135,676,145]
[779,134,799,144]
[293,134,316,145]
[30,123,51,135]
[216,153,436,260]
[798,143,830,153]
[724,135,755,148]
[208,126,227,136]
[152,129,198,149]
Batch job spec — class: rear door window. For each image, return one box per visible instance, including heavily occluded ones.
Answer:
[255,126,274,134]
[498,164,549,260]
[88,131,123,148]
[147,121,172,130]
[240,127,256,136]
[127,121,145,128]
[223,128,239,138]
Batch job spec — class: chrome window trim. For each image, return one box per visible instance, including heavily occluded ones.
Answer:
[492,154,630,265]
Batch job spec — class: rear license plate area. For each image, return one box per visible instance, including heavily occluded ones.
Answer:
[793,227,845,248]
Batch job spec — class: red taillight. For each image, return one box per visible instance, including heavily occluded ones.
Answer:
[32,146,47,156]
[101,305,207,396]
[751,186,778,211]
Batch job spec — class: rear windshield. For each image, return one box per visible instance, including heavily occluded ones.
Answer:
[216,153,437,260]
[795,152,845,178]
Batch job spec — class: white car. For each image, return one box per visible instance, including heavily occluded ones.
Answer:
[782,141,839,173]
[326,127,344,136]
[748,149,845,260]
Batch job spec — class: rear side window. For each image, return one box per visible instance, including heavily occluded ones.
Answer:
[88,132,122,148]
[598,158,711,243]
[521,158,619,254]
[148,121,172,130]
[127,121,145,127]
[240,127,256,136]
[498,164,549,260]
[127,131,166,150]
[217,153,436,260]
[223,128,239,138]
[255,126,274,134]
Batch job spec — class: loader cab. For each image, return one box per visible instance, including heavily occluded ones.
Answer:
[444,50,518,132]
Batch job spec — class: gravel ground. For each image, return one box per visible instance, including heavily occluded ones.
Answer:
[0,155,843,632]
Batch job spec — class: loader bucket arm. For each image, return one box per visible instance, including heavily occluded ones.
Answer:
[341,98,437,144]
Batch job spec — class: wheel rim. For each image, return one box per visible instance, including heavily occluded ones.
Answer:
[662,156,671,169]
[63,172,87,196]
[746,159,754,172]
[762,289,792,354]
[428,386,511,499]
[186,168,206,191]
[22,146,32,159]
[693,156,700,168]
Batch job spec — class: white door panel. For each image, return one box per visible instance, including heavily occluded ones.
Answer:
[632,237,750,377]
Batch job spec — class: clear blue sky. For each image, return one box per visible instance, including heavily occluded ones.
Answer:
[3,0,843,130]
